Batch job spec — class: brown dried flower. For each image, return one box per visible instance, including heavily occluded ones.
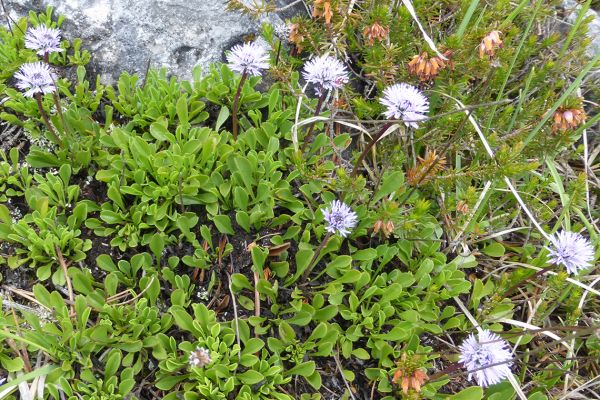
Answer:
[313,0,334,24]
[289,23,307,53]
[392,353,429,394]
[407,148,447,186]
[456,200,470,215]
[407,51,453,81]
[479,30,503,59]
[553,107,586,133]
[363,21,389,46]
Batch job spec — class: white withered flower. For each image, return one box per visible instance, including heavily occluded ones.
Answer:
[323,200,358,237]
[459,330,512,387]
[380,83,429,128]
[226,42,270,76]
[14,62,56,97]
[189,347,212,368]
[24,25,64,56]
[547,230,595,274]
[302,55,349,95]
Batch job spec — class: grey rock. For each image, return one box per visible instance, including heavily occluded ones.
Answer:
[562,0,600,57]
[2,0,305,84]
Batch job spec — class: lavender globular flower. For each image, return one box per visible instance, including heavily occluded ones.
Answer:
[546,230,595,274]
[323,200,358,237]
[227,41,270,76]
[380,83,429,128]
[459,330,513,387]
[302,55,349,95]
[14,62,56,98]
[24,25,64,56]
[189,347,212,368]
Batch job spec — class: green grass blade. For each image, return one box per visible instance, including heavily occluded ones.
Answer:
[455,0,480,40]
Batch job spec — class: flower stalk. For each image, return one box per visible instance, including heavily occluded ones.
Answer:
[232,70,248,140]
[351,121,393,178]
[34,93,60,144]
[301,90,327,153]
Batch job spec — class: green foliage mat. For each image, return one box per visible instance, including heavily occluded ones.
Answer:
[0,2,599,399]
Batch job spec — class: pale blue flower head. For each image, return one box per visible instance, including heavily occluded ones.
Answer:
[459,330,512,387]
[14,62,56,97]
[323,200,358,237]
[227,41,270,76]
[547,230,595,274]
[302,55,349,95]
[380,83,429,128]
[24,25,64,56]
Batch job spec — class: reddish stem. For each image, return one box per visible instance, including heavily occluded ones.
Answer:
[35,93,61,145]
[351,122,393,178]
[301,91,327,153]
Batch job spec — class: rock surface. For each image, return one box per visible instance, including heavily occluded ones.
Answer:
[2,0,304,83]
[563,0,600,57]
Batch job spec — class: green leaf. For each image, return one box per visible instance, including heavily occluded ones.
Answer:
[286,361,315,377]
[215,106,230,131]
[0,204,10,224]
[372,171,404,203]
[238,370,264,385]
[149,233,165,262]
[213,214,235,235]
[482,242,505,258]
[449,387,483,400]
[149,119,175,143]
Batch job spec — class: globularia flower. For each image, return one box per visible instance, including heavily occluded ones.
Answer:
[547,230,595,274]
[14,62,56,97]
[227,42,270,76]
[459,330,512,387]
[302,55,349,95]
[323,200,358,237]
[24,25,64,55]
[380,83,429,128]
[189,347,212,368]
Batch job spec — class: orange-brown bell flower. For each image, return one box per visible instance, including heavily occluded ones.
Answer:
[392,353,429,394]
[408,51,453,81]
[363,21,389,46]
[553,107,586,132]
[373,219,395,237]
[479,30,503,59]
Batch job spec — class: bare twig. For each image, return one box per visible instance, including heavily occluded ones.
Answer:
[55,246,75,316]
[333,348,357,400]
[227,272,242,362]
